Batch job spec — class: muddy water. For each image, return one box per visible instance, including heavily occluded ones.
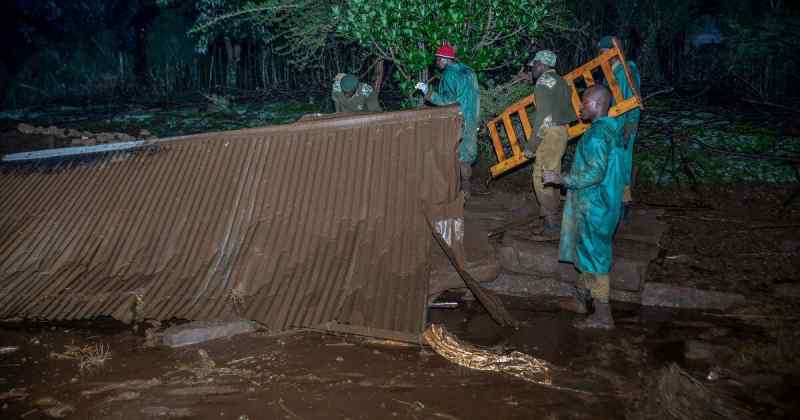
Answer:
[0,305,621,419]
[3,296,783,420]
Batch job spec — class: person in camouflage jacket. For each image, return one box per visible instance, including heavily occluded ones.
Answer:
[332,73,382,113]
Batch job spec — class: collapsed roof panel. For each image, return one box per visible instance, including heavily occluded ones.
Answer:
[0,107,464,342]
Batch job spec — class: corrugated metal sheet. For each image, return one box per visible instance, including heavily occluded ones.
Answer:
[0,107,464,342]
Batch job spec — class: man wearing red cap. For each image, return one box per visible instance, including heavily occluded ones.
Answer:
[415,43,480,199]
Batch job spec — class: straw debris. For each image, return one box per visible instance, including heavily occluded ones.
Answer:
[423,324,551,385]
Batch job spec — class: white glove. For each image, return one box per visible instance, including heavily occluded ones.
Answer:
[415,82,428,94]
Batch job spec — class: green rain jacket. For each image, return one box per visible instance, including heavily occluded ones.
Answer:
[609,61,641,187]
[558,116,625,273]
[429,62,480,164]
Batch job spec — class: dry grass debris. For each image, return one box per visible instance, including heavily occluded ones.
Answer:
[629,363,754,420]
[49,343,112,374]
[423,324,552,385]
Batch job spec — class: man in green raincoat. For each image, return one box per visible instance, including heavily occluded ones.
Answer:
[598,36,641,216]
[332,73,382,113]
[416,42,480,198]
[545,85,625,330]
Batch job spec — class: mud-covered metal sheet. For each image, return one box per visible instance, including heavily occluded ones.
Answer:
[0,107,464,342]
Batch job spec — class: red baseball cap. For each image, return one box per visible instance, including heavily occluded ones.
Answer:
[435,43,456,60]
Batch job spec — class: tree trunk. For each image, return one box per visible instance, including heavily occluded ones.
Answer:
[224,37,241,91]
[372,58,384,96]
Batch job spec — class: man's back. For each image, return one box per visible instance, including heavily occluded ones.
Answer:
[332,82,382,113]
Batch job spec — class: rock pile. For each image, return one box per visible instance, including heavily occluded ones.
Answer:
[16,123,156,147]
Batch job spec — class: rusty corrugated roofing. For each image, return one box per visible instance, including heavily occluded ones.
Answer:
[0,107,464,342]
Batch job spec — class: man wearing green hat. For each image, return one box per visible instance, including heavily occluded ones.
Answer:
[526,49,578,237]
[331,73,382,113]
[597,36,640,218]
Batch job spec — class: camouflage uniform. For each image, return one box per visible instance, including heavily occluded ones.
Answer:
[331,74,382,113]
[529,54,577,228]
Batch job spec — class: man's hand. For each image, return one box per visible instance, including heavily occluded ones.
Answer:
[543,170,561,185]
[523,145,535,159]
[415,82,429,94]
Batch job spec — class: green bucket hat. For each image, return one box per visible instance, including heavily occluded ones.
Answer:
[340,74,359,93]
[529,50,556,67]
[597,36,615,50]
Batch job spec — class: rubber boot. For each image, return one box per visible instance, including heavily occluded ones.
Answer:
[459,162,472,200]
[543,212,561,234]
[531,191,561,240]
[559,286,590,314]
[573,302,615,330]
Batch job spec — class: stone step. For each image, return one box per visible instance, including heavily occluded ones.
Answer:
[641,282,745,310]
[483,273,573,297]
[161,319,256,348]
[499,237,658,292]
[484,273,644,304]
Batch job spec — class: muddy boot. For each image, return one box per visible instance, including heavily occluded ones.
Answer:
[559,287,590,314]
[530,183,558,237]
[531,212,561,241]
[459,162,472,200]
[573,302,615,330]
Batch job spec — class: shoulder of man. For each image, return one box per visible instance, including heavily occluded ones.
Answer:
[592,117,625,147]
[536,71,558,89]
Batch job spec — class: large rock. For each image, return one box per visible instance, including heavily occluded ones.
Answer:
[161,319,256,348]
[463,191,538,232]
[642,283,745,310]
[500,236,657,292]
[483,273,573,297]
[498,237,560,275]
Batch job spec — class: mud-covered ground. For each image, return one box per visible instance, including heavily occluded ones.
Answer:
[1,98,800,419]
[1,185,798,420]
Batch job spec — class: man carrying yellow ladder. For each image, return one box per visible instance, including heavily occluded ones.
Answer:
[524,50,577,237]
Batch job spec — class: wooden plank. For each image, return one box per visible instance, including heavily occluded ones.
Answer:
[501,114,523,157]
[488,122,506,162]
[601,60,624,105]
[517,109,533,140]
[490,153,530,177]
[568,81,582,118]
[567,122,591,139]
[609,97,641,117]
[563,48,618,82]
[612,38,643,110]
[582,71,595,87]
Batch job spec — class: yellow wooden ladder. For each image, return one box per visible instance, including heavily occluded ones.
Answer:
[487,38,643,178]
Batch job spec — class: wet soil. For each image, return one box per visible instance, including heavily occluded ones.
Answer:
[1,294,795,419]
